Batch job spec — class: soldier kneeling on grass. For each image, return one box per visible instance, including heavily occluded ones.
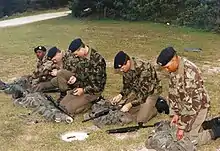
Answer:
[1,46,59,94]
[46,38,107,117]
[155,47,220,147]
[110,51,163,124]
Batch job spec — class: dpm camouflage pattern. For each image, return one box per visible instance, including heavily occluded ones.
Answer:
[62,51,85,73]
[13,92,73,123]
[120,57,162,106]
[84,99,132,127]
[61,49,107,95]
[63,48,107,95]
[146,121,196,151]
[75,48,107,95]
[168,57,210,131]
[31,55,59,85]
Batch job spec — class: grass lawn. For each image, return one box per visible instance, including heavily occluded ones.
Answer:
[0,16,220,151]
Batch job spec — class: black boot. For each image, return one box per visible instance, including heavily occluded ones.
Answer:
[202,117,220,130]
[12,89,24,99]
[210,125,220,140]
[57,91,67,103]
[155,96,170,114]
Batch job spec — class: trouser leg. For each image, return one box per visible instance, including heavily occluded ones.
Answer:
[59,91,98,115]
[136,95,158,123]
[51,69,74,92]
[186,108,212,146]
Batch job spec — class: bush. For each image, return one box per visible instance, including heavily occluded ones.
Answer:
[70,0,220,33]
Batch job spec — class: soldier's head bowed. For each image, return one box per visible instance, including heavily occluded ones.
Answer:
[157,47,180,72]
[114,51,131,73]
[68,38,88,57]
[47,46,62,63]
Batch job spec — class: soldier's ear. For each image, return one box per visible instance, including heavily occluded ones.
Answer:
[124,60,129,66]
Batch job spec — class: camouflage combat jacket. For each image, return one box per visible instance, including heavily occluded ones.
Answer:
[31,53,58,83]
[62,51,84,73]
[120,57,162,106]
[168,57,210,131]
[62,48,107,95]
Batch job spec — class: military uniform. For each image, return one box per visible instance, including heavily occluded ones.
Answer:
[52,48,107,115]
[50,51,85,92]
[119,57,162,123]
[31,55,58,84]
[168,57,211,146]
[32,51,59,92]
[3,49,58,93]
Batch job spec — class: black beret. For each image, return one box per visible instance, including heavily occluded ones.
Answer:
[47,47,58,60]
[68,38,83,52]
[157,47,176,66]
[34,46,46,53]
[114,51,127,69]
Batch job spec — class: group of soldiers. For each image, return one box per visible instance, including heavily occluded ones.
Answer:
[1,38,220,150]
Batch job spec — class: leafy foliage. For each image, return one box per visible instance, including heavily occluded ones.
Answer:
[70,0,220,32]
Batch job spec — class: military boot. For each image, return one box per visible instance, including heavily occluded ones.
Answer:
[210,125,220,140]
[11,84,26,99]
[57,91,67,103]
[202,117,220,130]
[12,89,24,99]
[155,96,169,114]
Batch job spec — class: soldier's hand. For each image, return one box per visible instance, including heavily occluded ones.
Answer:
[177,129,184,140]
[111,94,123,105]
[120,103,132,112]
[51,69,58,76]
[73,88,84,96]
[171,115,179,126]
[68,76,76,85]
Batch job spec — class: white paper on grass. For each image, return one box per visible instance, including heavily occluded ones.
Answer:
[60,131,89,142]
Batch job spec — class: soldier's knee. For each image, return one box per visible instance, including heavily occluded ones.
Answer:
[137,107,157,123]
[57,70,65,77]
[57,69,71,77]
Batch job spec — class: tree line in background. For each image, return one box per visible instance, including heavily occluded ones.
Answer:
[0,0,69,18]
[70,0,220,33]
[0,0,219,33]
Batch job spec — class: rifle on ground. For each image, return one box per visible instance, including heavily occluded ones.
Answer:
[42,87,60,93]
[82,100,123,123]
[44,94,74,120]
[106,122,160,134]
[82,108,110,123]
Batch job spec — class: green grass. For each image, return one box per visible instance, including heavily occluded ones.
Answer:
[1,17,220,151]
